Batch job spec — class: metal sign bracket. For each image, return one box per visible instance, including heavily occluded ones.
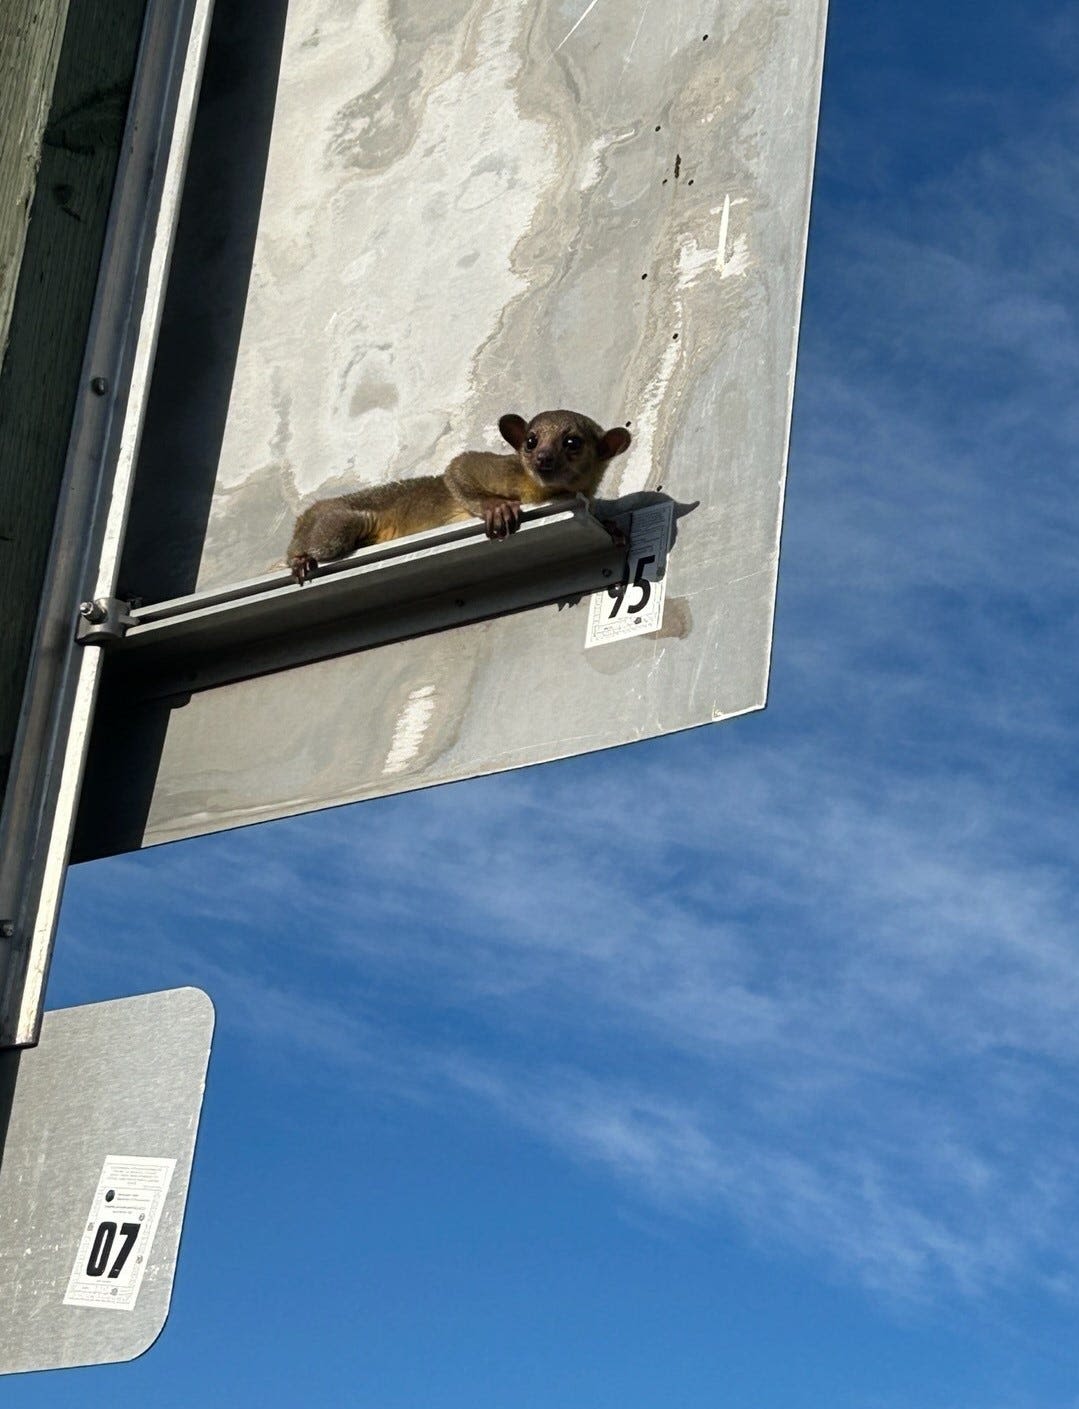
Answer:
[76,597,138,644]
[75,498,626,697]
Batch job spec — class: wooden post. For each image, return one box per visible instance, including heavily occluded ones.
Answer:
[0,0,146,806]
[0,2,70,355]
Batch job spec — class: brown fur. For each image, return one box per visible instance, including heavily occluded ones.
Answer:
[288,409,631,582]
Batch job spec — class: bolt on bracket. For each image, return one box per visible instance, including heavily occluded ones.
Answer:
[75,597,137,646]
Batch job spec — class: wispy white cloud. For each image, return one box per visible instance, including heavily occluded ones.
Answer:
[60,710,1079,1305]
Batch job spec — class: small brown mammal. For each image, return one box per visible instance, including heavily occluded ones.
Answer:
[288,409,631,582]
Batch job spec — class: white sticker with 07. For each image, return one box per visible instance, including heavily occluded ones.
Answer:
[63,1155,176,1311]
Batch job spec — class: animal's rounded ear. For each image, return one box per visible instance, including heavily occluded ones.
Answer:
[598,426,632,460]
[499,414,528,449]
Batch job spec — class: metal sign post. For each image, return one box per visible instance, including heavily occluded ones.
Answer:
[0,0,215,1049]
[0,0,217,1379]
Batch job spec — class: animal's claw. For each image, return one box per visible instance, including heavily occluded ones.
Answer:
[482,499,521,540]
[289,553,318,584]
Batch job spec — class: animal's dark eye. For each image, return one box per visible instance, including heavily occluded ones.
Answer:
[564,435,582,452]
[524,433,538,450]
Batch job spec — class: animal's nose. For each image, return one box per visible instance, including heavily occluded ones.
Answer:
[535,450,554,468]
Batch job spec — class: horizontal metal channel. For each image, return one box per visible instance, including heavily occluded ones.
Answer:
[91,499,624,697]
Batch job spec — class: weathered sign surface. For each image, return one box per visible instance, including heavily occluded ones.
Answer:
[77,0,827,856]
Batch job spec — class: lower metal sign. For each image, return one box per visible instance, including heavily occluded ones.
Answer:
[0,987,214,1375]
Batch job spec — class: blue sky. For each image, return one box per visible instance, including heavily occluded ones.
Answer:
[10,0,1079,1403]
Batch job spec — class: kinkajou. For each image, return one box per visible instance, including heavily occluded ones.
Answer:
[287,409,631,582]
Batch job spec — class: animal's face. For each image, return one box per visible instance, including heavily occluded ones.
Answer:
[499,410,631,493]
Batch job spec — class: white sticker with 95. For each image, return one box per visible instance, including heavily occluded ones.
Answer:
[586,501,674,647]
[63,1155,176,1311]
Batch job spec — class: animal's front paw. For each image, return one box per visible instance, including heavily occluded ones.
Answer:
[482,499,521,540]
[289,552,318,584]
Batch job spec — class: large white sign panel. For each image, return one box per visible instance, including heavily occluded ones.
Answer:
[77,0,827,856]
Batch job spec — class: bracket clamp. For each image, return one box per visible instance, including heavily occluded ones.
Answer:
[75,597,136,646]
